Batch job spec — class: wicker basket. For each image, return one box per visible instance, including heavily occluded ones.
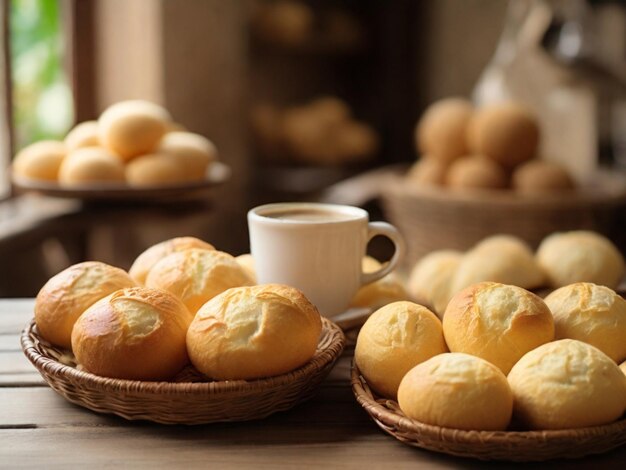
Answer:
[381,171,626,268]
[21,317,345,425]
[351,362,626,462]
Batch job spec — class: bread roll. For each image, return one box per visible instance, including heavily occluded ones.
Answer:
[64,121,100,151]
[446,155,507,190]
[71,287,192,380]
[145,248,254,313]
[355,301,447,398]
[13,140,65,181]
[416,98,473,162]
[235,254,256,283]
[35,261,136,349]
[405,157,448,187]
[59,147,125,186]
[156,131,217,181]
[335,121,379,161]
[508,339,626,429]
[443,282,554,374]
[450,235,544,294]
[620,360,626,375]
[99,100,171,160]
[398,353,513,431]
[309,96,351,125]
[467,102,539,168]
[350,256,408,310]
[512,160,574,194]
[125,153,188,187]
[536,231,625,289]
[407,250,463,317]
[129,236,216,285]
[187,284,321,380]
[544,283,626,363]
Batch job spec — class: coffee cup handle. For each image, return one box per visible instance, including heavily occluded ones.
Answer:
[361,221,406,286]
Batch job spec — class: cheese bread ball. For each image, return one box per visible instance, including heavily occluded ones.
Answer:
[350,256,409,310]
[508,339,626,429]
[72,287,192,381]
[406,157,448,187]
[145,248,255,313]
[416,98,473,162]
[467,102,539,168]
[512,160,574,194]
[13,140,66,181]
[129,236,216,285]
[125,153,188,188]
[99,100,171,160]
[64,121,100,152]
[58,147,125,186]
[35,261,136,349]
[355,301,447,399]
[446,155,507,190]
[443,282,554,374]
[398,353,513,431]
[156,131,218,181]
[187,284,321,380]
[544,283,626,363]
[536,231,625,289]
[408,250,463,318]
[450,235,545,294]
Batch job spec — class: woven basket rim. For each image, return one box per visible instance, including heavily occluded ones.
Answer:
[21,317,345,396]
[384,174,626,208]
[351,361,626,441]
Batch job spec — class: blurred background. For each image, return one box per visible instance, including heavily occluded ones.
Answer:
[1,0,625,296]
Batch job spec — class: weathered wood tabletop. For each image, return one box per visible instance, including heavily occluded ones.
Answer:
[2,299,625,469]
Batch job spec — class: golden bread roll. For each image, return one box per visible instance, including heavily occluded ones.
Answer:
[64,121,100,151]
[398,353,513,431]
[309,96,351,125]
[512,160,574,194]
[335,121,379,161]
[536,231,625,289]
[443,282,554,374]
[125,153,188,188]
[58,147,125,186]
[156,131,218,181]
[354,301,447,399]
[282,106,338,164]
[467,102,539,168]
[450,235,544,294]
[621,360,626,375]
[187,284,322,380]
[253,0,314,46]
[350,256,408,310]
[405,157,448,186]
[416,98,473,162]
[71,287,192,380]
[35,261,136,349]
[129,236,216,285]
[407,250,463,317]
[235,254,256,283]
[508,339,626,429]
[446,155,507,190]
[98,100,171,160]
[544,283,626,363]
[145,248,254,313]
[12,140,66,181]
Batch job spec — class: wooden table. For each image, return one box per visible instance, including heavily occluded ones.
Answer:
[2,299,626,469]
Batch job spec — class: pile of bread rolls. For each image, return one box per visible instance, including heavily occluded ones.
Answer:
[407,98,575,194]
[34,237,322,382]
[251,96,379,165]
[13,100,218,189]
[355,281,626,431]
[408,230,625,318]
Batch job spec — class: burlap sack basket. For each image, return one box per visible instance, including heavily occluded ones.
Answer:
[351,362,626,462]
[21,317,345,425]
[381,170,626,269]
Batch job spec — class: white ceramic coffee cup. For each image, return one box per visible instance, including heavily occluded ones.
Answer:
[248,202,405,317]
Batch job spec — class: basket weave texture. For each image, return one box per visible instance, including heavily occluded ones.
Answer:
[382,175,626,268]
[21,317,345,425]
[351,361,626,462]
